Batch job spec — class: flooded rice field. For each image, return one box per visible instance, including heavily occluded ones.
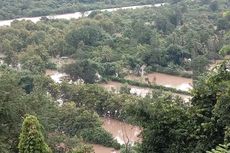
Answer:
[125,72,193,91]
[99,81,191,102]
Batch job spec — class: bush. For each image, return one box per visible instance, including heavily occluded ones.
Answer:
[80,127,120,150]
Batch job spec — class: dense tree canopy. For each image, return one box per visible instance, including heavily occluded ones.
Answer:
[0,0,161,20]
[126,62,230,153]
[0,0,230,152]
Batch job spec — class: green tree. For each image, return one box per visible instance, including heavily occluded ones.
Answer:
[18,115,52,153]
[191,62,230,152]
[66,26,103,47]
[191,55,209,80]
[64,60,98,83]
[166,44,190,65]
[127,92,193,153]
[209,1,219,12]
[58,102,101,136]
[207,144,230,153]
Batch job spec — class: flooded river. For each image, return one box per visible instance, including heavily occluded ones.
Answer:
[0,3,166,27]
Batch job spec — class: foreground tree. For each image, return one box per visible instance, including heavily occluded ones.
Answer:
[18,115,52,153]
[191,62,230,152]
[127,91,193,153]
[207,144,230,153]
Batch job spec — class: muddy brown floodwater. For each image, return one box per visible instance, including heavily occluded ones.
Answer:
[93,118,141,153]
[93,144,120,153]
[99,81,191,102]
[102,118,141,145]
[126,72,193,91]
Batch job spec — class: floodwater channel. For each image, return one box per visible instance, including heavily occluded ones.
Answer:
[93,117,141,153]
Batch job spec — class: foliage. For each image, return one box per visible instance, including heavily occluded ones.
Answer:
[190,62,230,152]
[0,0,156,20]
[66,26,104,47]
[47,132,93,153]
[124,61,230,153]
[18,115,52,153]
[207,144,230,153]
[57,102,101,136]
[60,83,138,118]
[0,68,57,151]
[126,91,193,152]
[1,0,228,79]
[219,45,230,56]
[80,127,120,149]
[1,0,230,153]
[64,60,99,83]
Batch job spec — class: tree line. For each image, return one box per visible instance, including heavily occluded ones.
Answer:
[0,0,163,20]
[0,0,229,84]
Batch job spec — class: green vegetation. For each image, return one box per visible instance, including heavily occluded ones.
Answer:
[80,128,120,149]
[0,67,120,152]
[18,115,52,153]
[125,62,230,152]
[0,0,161,20]
[60,83,138,118]
[207,144,230,153]
[0,0,229,83]
[0,0,230,152]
